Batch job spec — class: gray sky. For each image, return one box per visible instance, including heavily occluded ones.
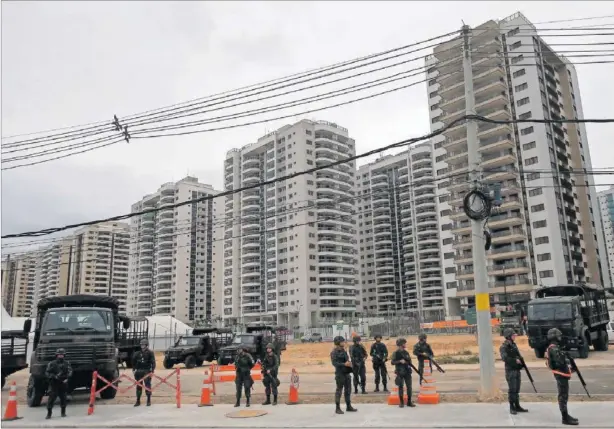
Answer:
[2,1,613,241]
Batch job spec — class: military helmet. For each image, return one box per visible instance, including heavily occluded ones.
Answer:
[547,328,562,341]
[418,333,427,341]
[333,336,346,346]
[140,339,149,346]
[56,348,66,355]
[396,338,407,347]
[353,335,361,343]
[265,343,274,350]
[374,334,382,340]
[503,328,515,339]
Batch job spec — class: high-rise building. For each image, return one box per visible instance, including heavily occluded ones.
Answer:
[597,187,614,287]
[223,120,359,328]
[127,176,222,323]
[35,238,73,302]
[356,143,446,320]
[68,222,131,313]
[426,12,609,315]
[1,251,40,317]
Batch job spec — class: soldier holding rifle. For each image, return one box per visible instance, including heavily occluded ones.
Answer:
[499,328,529,415]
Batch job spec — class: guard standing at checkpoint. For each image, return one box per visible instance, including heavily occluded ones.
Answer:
[261,343,280,405]
[413,333,434,384]
[234,347,255,407]
[330,336,358,415]
[546,328,579,426]
[132,339,156,407]
[499,328,529,415]
[390,338,416,408]
[45,348,73,419]
[349,335,367,394]
[370,334,389,392]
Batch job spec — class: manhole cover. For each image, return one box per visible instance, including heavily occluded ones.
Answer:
[225,409,268,419]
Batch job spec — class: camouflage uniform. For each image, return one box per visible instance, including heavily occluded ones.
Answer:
[546,328,578,426]
[261,343,280,405]
[499,328,527,414]
[390,338,415,408]
[412,333,433,384]
[349,336,367,394]
[132,339,156,407]
[45,348,73,419]
[234,349,255,407]
[369,336,388,392]
[330,336,357,414]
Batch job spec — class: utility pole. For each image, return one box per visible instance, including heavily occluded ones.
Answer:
[461,25,497,398]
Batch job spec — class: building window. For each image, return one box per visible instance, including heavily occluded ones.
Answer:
[510,41,522,50]
[529,188,543,197]
[515,83,528,92]
[531,204,545,212]
[539,270,554,278]
[519,112,532,120]
[521,126,534,136]
[508,27,520,37]
[511,54,524,64]
[517,97,530,107]
[525,156,538,166]
[537,253,551,262]
[533,220,547,228]
[535,236,549,245]
[513,69,526,78]
[523,141,536,150]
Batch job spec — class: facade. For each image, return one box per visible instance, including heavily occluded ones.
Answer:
[127,176,222,324]
[1,251,40,317]
[597,187,614,287]
[223,120,359,328]
[34,238,73,303]
[426,12,609,315]
[356,144,446,321]
[68,222,131,313]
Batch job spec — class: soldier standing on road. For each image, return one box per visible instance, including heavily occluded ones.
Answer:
[545,328,579,426]
[132,339,156,407]
[413,333,434,385]
[261,343,280,406]
[369,334,388,392]
[330,336,358,415]
[45,348,73,419]
[390,338,416,408]
[499,328,528,415]
[349,336,367,394]
[234,347,255,407]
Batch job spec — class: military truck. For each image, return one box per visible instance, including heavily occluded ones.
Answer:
[1,330,29,388]
[217,323,288,365]
[527,283,610,359]
[163,327,233,369]
[25,295,130,407]
[117,316,149,368]
[499,310,522,336]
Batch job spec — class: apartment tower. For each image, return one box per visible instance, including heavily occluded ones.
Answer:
[597,187,614,287]
[426,12,609,315]
[223,120,359,328]
[356,143,446,320]
[1,251,39,317]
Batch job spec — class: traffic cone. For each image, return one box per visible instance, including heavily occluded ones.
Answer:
[198,368,215,407]
[286,368,300,405]
[417,360,440,405]
[2,381,22,421]
[387,386,407,406]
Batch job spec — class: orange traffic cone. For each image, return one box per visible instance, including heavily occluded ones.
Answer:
[417,360,440,405]
[2,381,22,421]
[198,368,215,407]
[387,386,408,406]
[286,368,300,405]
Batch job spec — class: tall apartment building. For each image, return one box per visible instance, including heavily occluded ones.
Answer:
[68,222,131,313]
[127,176,222,324]
[1,251,39,317]
[426,12,609,315]
[223,120,359,328]
[356,143,446,321]
[597,187,614,287]
[35,238,73,302]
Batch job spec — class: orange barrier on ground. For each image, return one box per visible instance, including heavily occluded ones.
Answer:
[286,368,300,405]
[387,386,408,406]
[198,367,216,407]
[417,360,440,404]
[87,368,181,415]
[2,381,22,421]
[212,363,263,382]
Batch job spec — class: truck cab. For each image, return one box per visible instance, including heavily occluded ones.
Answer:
[26,295,130,407]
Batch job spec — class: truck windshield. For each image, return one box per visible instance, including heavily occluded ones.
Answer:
[528,303,573,321]
[232,335,255,344]
[41,309,113,335]
[177,337,201,346]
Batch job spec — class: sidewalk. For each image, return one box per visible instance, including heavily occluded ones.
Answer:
[4,403,613,428]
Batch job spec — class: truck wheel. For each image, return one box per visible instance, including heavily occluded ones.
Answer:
[534,348,545,359]
[185,355,197,369]
[594,330,609,351]
[578,337,590,359]
[26,376,44,407]
[99,385,118,400]
[163,358,174,370]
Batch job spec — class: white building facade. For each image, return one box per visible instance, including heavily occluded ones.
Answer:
[597,187,614,287]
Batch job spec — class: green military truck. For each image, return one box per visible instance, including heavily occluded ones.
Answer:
[1,329,29,388]
[527,283,610,359]
[163,327,234,369]
[26,295,130,407]
[499,310,522,336]
[217,323,287,365]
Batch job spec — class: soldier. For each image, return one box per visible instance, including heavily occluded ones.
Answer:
[412,333,434,385]
[261,343,280,405]
[349,335,367,394]
[545,328,579,426]
[234,347,255,407]
[132,338,156,407]
[499,328,528,415]
[45,348,73,419]
[369,334,389,392]
[390,338,416,408]
[330,336,358,415]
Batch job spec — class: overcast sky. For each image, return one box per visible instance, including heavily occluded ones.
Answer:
[2,1,613,244]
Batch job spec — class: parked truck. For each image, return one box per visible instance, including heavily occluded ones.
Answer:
[25,295,130,407]
[163,327,233,369]
[1,329,29,388]
[527,283,610,359]
[217,323,288,365]
[117,316,149,368]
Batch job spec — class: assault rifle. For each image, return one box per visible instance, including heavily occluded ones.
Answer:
[518,356,537,393]
[566,353,590,398]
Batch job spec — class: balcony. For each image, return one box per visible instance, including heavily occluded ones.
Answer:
[487,244,527,260]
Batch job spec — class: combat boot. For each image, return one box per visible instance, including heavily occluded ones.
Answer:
[509,402,517,415]
[383,384,389,392]
[374,384,380,393]
[146,395,151,407]
[246,396,251,407]
[335,402,344,414]
[262,395,271,405]
[134,398,141,407]
[61,407,67,418]
[273,395,278,405]
[346,402,357,412]
[46,409,52,420]
[562,413,579,426]
[515,401,528,412]
[361,387,366,394]
[354,386,358,394]
[234,393,241,407]
[407,400,416,408]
